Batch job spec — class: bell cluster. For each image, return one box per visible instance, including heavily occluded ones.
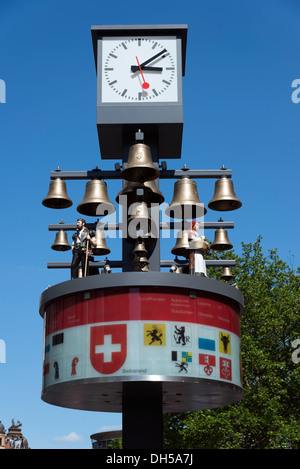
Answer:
[42,132,242,280]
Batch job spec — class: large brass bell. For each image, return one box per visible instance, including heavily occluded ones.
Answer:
[51,230,71,251]
[208,177,242,211]
[121,144,159,183]
[165,177,207,219]
[171,230,190,258]
[77,180,115,217]
[116,180,164,207]
[42,178,72,209]
[221,267,234,281]
[91,229,111,256]
[210,228,233,251]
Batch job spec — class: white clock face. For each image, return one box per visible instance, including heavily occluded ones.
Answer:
[101,37,178,103]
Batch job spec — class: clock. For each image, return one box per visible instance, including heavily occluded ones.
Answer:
[101,37,178,103]
[91,25,188,159]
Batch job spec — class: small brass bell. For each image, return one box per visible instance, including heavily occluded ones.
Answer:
[165,177,207,219]
[171,230,190,258]
[91,229,111,256]
[42,178,72,209]
[133,255,149,265]
[221,267,234,281]
[51,230,71,251]
[128,201,151,223]
[77,180,115,217]
[208,177,242,212]
[127,201,153,240]
[210,228,233,251]
[132,252,150,272]
[133,239,148,256]
[121,143,159,183]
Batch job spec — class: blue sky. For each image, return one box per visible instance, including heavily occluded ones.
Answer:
[0,0,299,449]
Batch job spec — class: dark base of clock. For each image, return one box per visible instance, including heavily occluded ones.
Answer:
[97,122,183,160]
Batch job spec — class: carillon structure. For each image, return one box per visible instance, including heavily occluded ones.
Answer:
[39,25,244,449]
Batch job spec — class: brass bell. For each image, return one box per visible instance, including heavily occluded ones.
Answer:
[208,177,242,211]
[51,230,71,251]
[133,264,151,272]
[221,267,234,281]
[77,180,115,217]
[210,228,233,251]
[42,178,72,209]
[133,255,149,265]
[132,253,150,272]
[91,229,111,256]
[132,239,148,256]
[165,177,207,219]
[171,230,190,258]
[128,201,151,223]
[127,202,157,242]
[121,143,159,183]
[116,180,164,207]
[143,180,165,205]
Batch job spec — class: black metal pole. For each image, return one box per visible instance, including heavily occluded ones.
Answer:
[122,382,163,449]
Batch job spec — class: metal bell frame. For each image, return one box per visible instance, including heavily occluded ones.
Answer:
[44,139,241,273]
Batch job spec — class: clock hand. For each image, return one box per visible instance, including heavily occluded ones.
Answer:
[138,48,167,69]
[131,49,167,73]
[136,56,150,90]
[131,65,163,73]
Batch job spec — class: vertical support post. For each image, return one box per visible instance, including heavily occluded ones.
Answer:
[122,382,163,449]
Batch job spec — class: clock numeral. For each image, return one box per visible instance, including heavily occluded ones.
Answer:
[121,89,127,97]
[138,92,142,101]
[162,79,171,85]
[109,80,117,86]
[152,89,158,97]
[152,42,158,49]
[166,67,175,70]
[109,53,117,59]
[121,42,127,50]
[105,68,114,71]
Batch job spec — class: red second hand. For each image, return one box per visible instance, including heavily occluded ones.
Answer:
[136,56,150,90]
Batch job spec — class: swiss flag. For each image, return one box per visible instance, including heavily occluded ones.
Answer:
[90,324,127,375]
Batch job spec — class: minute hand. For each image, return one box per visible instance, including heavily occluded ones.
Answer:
[130,48,167,72]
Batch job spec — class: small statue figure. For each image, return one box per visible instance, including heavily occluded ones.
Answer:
[188,221,210,276]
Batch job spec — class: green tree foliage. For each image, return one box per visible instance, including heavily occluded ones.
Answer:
[163,236,300,449]
[107,438,122,449]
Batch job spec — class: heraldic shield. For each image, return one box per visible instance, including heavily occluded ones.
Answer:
[90,324,127,375]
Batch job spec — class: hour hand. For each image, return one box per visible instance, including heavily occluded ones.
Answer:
[131,65,163,73]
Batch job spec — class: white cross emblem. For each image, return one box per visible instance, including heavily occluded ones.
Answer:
[95,334,121,362]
